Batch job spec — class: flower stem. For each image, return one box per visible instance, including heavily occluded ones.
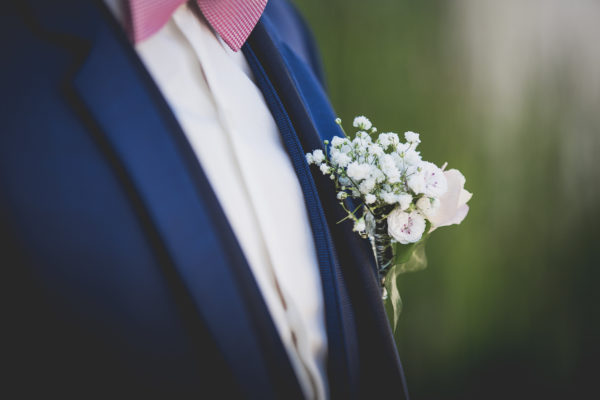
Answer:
[371,205,396,287]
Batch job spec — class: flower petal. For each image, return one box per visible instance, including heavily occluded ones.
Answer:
[459,188,473,205]
[445,204,469,227]
[428,169,471,229]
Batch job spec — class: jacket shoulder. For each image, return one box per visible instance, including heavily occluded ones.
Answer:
[262,0,326,87]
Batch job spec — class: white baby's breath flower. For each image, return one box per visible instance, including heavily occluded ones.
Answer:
[391,152,403,170]
[379,154,401,183]
[353,131,372,150]
[320,163,331,175]
[381,190,399,205]
[371,163,384,177]
[353,217,366,233]
[337,191,348,200]
[338,176,351,187]
[340,143,352,154]
[359,178,376,195]
[365,193,377,204]
[403,149,422,166]
[331,151,351,168]
[346,162,372,181]
[312,149,325,165]
[387,209,426,244]
[372,168,386,183]
[404,131,421,144]
[395,142,410,155]
[378,134,391,148]
[378,132,400,149]
[407,171,426,194]
[398,193,413,210]
[368,144,384,157]
[416,196,440,219]
[331,136,347,148]
[353,116,372,130]
[306,153,314,165]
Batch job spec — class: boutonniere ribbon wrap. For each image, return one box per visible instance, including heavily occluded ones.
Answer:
[306,116,472,339]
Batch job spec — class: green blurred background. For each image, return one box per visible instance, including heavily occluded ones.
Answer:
[293,0,600,398]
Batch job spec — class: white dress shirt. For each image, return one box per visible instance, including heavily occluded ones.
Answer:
[104,2,328,398]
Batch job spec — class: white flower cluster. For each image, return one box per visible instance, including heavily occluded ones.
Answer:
[306,116,470,244]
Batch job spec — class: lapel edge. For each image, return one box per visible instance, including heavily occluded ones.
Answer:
[23,1,306,398]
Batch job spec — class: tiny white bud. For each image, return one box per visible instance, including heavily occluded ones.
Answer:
[312,149,325,164]
[353,217,366,233]
[337,191,348,200]
[353,116,372,131]
[404,131,421,144]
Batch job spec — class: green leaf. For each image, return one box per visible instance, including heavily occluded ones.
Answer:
[391,237,429,274]
[383,236,430,346]
[383,267,403,340]
[392,241,418,265]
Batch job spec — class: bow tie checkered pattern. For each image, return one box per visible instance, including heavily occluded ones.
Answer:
[128,0,268,51]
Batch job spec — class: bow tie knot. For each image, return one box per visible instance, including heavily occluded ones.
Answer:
[128,0,268,51]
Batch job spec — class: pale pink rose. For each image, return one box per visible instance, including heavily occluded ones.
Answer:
[428,169,472,230]
[388,209,426,244]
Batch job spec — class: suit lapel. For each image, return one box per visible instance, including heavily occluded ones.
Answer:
[247,11,410,400]
[24,1,304,398]
[23,0,408,397]
[245,17,360,399]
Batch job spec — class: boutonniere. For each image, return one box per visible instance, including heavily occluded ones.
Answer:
[306,116,472,337]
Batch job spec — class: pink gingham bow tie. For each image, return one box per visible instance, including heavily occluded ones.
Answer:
[128,0,268,51]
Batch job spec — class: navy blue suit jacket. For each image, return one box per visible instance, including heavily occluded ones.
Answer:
[1,1,408,398]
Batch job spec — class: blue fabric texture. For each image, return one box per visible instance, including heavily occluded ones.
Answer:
[1,0,408,398]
